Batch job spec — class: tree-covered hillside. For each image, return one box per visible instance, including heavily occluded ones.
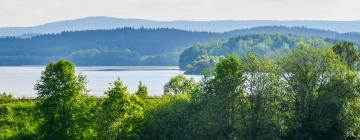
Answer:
[0,28,223,65]
[179,34,340,73]
[228,26,360,44]
[0,26,359,66]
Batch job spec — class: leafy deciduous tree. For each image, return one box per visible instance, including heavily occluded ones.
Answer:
[280,45,360,140]
[332,41,359,70]
[241,53,290,140]
[200,54,245,140]
[35,60,97,139]
[97,79,144,140]
[164,75,197,95]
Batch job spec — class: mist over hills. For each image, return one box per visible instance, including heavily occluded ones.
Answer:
[1,16,360,37]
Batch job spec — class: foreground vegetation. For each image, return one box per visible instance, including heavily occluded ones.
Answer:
[1,41,360,140]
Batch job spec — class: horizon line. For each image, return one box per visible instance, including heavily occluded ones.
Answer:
[1,16,360,28]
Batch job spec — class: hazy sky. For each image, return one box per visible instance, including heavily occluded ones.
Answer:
[0,0,359,27]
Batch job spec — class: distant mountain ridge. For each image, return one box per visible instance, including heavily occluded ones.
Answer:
[1,16,360,37]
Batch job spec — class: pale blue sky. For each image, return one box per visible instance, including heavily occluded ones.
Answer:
[0,0,359,27]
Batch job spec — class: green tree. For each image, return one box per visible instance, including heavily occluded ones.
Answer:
[164,75,197,95]
[140,94,193,140]
[184,55,223,75]
[179,34,337,72]
[97,79,144,140]
[199,54,245,140]
[332,41,359,70]
[0,99,40,139]
[340,97,360,139]
[135,81,148,97]
[179,44,209,70]
[280,45,360,139]
[240,53,290,140]
[35,60,97,139]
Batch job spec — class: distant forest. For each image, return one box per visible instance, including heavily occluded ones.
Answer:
[179,34,339,74]
[0,26,358,66]
[0,28,223,66]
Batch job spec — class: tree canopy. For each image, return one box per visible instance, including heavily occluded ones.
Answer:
[35,60,97,139]
[180,34,340,74]
[3,43,360,140]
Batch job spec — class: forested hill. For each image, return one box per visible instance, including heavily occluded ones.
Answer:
[228,26,360,44]
[179,34,339,73]
[0,28,224,65]
[0,26,358,66]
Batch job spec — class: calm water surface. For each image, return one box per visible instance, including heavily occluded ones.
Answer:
[0,66,201,97]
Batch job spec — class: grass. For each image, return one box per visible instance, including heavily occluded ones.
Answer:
[0,99,40,139]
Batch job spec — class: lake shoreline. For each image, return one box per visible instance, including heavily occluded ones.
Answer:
[0,66,201,97]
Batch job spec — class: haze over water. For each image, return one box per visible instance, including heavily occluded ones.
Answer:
[0,66,201,97]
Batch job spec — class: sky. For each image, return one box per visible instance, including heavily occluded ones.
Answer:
[0,0,359,27]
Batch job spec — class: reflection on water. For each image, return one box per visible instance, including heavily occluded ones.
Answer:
[0,66,201,97]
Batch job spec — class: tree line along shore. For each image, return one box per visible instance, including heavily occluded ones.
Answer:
[1,41,360,139]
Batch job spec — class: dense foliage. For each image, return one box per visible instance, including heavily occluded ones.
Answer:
[180,34,339,74]
[332,41,360,70]
[2,42,360,139]
[184,55,224,74]
[163,75,198,95]
[35,60,97,139]
[0,98,39,139]
[97,79,143,139]
[135,81,148,98]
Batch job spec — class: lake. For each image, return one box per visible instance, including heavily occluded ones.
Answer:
[0,66,202,97]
